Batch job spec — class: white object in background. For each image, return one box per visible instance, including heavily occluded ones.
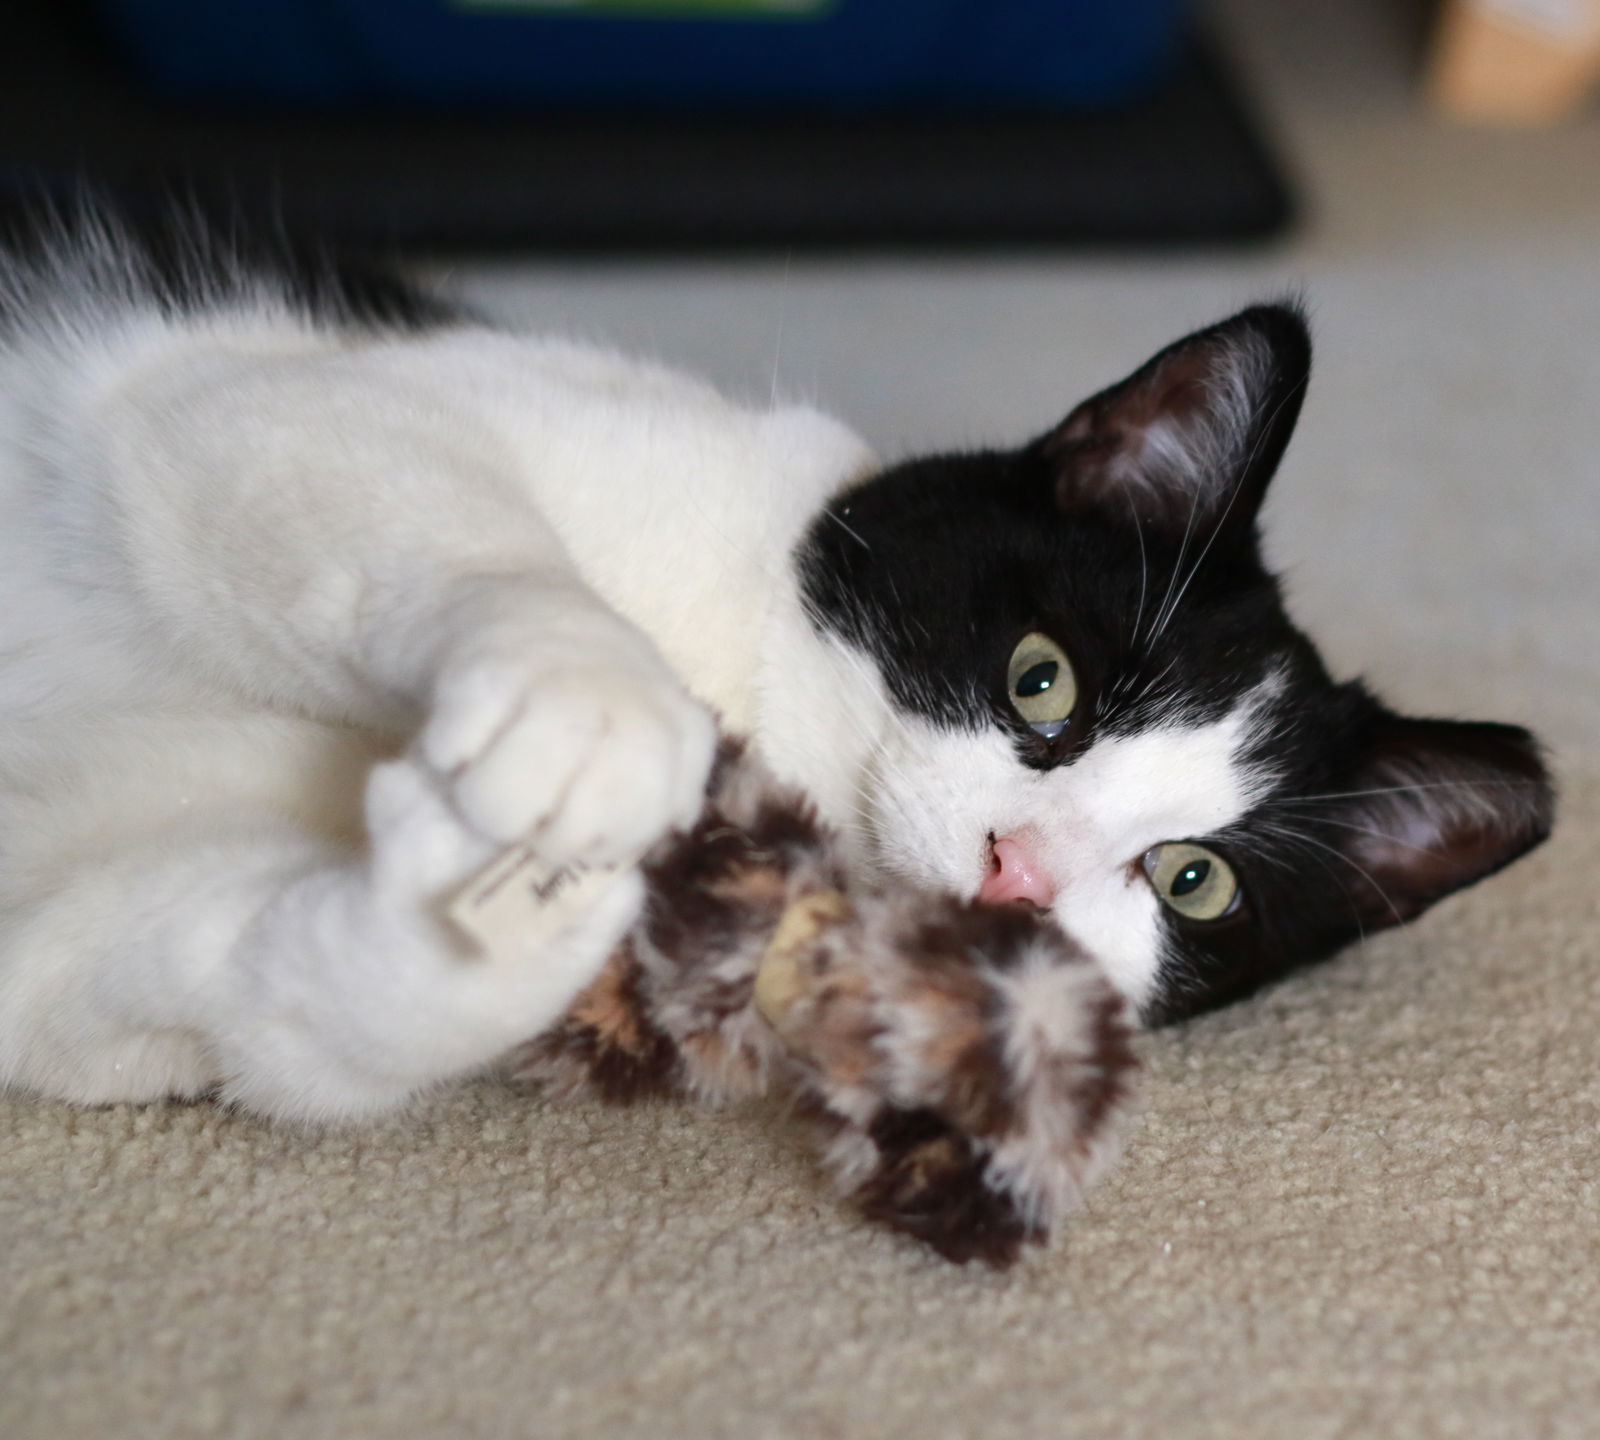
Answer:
[1428,0,1600,123]
[1479,0,1600,42]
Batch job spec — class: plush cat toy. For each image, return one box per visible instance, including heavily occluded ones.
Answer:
[510,738,1136,1266]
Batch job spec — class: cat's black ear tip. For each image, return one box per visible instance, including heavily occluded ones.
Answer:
[1449,714,1556,801]
[1217,299,1312,378]
[1463,722,1557,897]
[1492,721,1559,841]
[1357,710,1560,910]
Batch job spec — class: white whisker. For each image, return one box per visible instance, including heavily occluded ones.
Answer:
[1150,376,1306,644]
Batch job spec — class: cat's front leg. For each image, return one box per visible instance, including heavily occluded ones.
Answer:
[208,571,715,1117]
[408,576,716,870]
[0,745,648,1121]
[207,752,655,1121]
[237,575,720,1114]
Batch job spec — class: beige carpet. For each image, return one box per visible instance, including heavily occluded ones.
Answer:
[5,3,1598,1436]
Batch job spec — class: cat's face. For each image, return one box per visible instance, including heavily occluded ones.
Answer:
[800,305,1553,1024]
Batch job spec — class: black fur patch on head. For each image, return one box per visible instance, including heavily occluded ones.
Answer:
[1145,686,1555,1023]
[797,429,1303,774]
[799,305,1312,751]
[797,303,1554,1022]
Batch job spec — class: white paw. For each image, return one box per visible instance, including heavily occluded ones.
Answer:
[358,753,648,1075]
[420,618,716,871]
[364,755,500,904]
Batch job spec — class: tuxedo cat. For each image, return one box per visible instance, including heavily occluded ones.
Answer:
[0,205,1552,1124]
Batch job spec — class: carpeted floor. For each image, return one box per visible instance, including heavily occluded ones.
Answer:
[4,3,1598,1437]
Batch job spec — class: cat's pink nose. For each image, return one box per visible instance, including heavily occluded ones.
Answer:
[980,835,1058,908]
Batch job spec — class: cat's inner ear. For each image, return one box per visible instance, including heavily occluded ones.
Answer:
[1042,303,1311,541]
[1325,716,1554,931]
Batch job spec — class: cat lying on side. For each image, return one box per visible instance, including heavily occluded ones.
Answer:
[0,206,1552,1256]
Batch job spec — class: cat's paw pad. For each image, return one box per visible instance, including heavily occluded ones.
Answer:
[422,639,716,871]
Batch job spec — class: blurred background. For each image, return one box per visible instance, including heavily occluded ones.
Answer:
[5,0,1597,248]
[1,0,1595,756]
[3,0,1296,247]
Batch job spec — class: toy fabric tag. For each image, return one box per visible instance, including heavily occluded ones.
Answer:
[446,846,622,962]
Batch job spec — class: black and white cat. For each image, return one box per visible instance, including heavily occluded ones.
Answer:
[0,206,1552,1123]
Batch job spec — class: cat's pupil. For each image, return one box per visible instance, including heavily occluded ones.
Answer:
[1016,662,1057,698]
[1171,860,1210,898]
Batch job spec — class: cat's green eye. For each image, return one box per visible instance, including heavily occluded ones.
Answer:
[1006,632,1078,739]
[1143,843,1240,922]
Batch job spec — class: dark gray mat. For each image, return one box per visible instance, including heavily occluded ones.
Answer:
[1,2,1293,253]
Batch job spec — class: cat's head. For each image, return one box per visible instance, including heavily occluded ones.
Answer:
[798,303,1554,1024]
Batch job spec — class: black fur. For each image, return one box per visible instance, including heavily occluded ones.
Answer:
[0,191,464,334]
[799,304,1554,1024]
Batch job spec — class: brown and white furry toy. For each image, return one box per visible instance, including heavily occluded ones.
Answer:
[514,739,1137,1266]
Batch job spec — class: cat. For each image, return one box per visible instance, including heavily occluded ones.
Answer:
[0,202,1554,1129]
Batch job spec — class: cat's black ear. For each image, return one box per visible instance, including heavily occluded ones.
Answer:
[1326,715,1554,932]
[1043,303,1311,542]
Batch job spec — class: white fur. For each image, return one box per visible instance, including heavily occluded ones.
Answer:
[0,242,896,1120]
[0,234,1258,1122]
[859,691,1280,1009]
